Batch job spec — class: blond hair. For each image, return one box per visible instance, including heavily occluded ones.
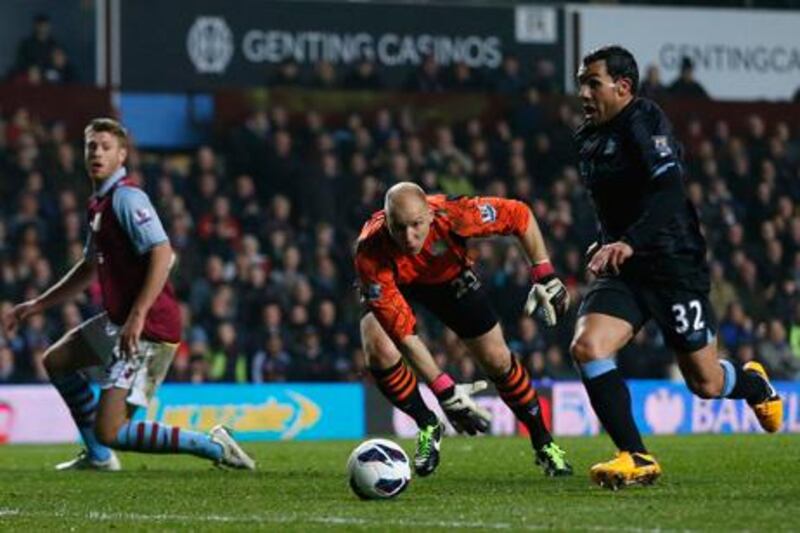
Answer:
[84,118,128,148]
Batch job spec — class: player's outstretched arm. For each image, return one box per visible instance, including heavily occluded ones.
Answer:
[2,257,96,335]
[517,208,570,326]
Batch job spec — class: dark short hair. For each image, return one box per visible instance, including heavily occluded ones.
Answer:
[582,45,639,95]
[84,118,129,148]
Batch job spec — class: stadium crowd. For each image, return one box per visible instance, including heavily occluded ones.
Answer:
[1,70,800,385]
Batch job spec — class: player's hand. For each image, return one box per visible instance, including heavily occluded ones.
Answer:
[438,381,492,435]
[525,276,569,326]
[525,261,569,327]
[2,300,42,336]
[119,312,145,360]
[587,241,633,276]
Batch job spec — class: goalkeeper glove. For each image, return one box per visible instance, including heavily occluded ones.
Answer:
[433,374,492,435]
[524,260,569,327]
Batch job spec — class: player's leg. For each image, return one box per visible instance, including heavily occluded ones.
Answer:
[361,312,439,429]
[571,278,660,488]
[461,323,572,476]
[44,314,116,470]
[407,268,571,475]
[677,343,781,432]
[360,312,441,476]
[93,340,254,469]
[570,313,644,453]
[666,301,782,432]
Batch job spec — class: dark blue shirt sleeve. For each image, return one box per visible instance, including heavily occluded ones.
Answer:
[621,104,686,250]
[628,104,681,180]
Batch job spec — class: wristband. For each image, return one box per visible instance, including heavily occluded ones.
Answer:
[530,260,554,282]
[431,373,455,397]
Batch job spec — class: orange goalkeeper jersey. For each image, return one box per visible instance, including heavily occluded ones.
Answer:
[354,194,530,342]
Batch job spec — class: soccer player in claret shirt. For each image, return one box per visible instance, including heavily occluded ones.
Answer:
[2,118,254,471]
[572,45,783,489]
[355,182,572,477]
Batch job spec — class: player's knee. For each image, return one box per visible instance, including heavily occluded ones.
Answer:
[481,345,513,376]
[363,336,398,367]
[687,378,722,399]
[570,336,604,363]
[42,348,68,379]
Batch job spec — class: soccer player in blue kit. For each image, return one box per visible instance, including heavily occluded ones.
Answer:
[571,46,783,489]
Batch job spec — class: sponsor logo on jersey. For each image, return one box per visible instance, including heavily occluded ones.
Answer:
[478,203,497,223]
[652,135,672,157]
[134,208,153,225]
[365,283,382,301]
[430,239,448,256]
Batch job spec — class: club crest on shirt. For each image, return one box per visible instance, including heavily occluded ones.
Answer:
[365,283,382,301]
[134,208,152,225]
[603,138,617,155]
[91,212,102,232]
[431,239,448,256]
[652,136,672,157]
[478,203,497,223]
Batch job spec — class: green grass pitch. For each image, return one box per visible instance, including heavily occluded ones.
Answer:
[0,434,797,531]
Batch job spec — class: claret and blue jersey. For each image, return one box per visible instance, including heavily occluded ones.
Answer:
[84,166,181,343]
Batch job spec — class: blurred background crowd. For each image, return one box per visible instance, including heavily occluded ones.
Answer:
[1,10,800,386]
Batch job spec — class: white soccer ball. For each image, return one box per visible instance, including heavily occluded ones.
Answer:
[347,438,411,500]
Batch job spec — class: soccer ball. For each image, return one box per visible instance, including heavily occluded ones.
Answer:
[347,438,411,500]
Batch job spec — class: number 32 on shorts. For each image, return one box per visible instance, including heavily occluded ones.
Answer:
[671,300,705,334]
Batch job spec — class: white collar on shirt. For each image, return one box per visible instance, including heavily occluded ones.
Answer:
[94,166,128,198]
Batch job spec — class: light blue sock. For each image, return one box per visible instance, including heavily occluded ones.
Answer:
[113,420,223,460]
[51,374,112,461]
[579,358,617,380]
[719,360,736,398]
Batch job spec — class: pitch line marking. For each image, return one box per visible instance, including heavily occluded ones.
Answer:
[0,508,693,532]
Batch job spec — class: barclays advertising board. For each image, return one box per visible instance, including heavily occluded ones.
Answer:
[552,381,800,436]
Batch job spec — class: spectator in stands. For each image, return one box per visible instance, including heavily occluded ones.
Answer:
[709,261,738,320]
[342,59,384,90]
[228,110,270,178]
[208,321,249,382]
[493,54,526,95]
[289,325,333,381]
[530,58,559,95]
[10,14,58,78]
[758,319,800,379]
[268,60,303,87]
[263,130,303,208]
[43,47,75,84]
[10,65,43,87]
[404,54,445,93]
[668,56,709,99]
[639,65,666,100]
[445,61,484,92]
[309,60,338,89]
[789,302,800,359]
[251,333,291,383]
[2,77,800,385]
